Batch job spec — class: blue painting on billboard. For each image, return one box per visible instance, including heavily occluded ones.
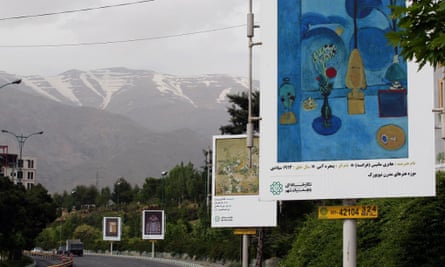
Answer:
[277,0,408,162]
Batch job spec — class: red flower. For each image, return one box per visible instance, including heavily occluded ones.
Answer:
[326,67,337,78]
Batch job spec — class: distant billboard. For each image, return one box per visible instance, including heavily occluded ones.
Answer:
[103,217,121,241]
[212,135,276,227]
[259,0,435,200]
[142,210,165,240]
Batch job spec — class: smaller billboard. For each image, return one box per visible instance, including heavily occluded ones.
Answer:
[103,217,121,241]
[212,135,276,227]
[142,210,165,240]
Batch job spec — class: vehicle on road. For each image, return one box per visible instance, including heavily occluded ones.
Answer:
[32,247,43,253]
[66,239,84,256]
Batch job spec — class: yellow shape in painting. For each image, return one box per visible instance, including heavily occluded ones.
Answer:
[303,97,317,111]
[335,26,344,36]
[376,124,406,150]
[346,49,367,114]
[280,112,297,124]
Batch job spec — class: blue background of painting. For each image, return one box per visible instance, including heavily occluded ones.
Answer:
[277,0,408,162]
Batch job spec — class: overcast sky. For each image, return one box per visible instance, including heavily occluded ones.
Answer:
[0,0,261,77]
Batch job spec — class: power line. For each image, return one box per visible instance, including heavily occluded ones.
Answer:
[0,0,155,21]
[0,24,246,48]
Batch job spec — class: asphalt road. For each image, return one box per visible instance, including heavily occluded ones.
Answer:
[72,254,197,267]
[33,257,59,267]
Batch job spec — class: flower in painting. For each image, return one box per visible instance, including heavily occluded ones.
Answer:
[312,44,337,95]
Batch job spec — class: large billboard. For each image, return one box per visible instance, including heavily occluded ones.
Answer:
[212,135,276,227]
[259,0,435,200]
[103,217,121,241]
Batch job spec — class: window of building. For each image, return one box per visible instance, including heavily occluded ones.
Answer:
[27,160,34,169]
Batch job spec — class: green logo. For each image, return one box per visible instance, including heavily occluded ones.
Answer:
[270,181,283,196]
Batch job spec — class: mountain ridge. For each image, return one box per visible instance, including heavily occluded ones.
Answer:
[0,68,249,192]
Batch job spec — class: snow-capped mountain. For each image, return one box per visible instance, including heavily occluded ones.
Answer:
[21,67,249,136]
[0,68,251,192]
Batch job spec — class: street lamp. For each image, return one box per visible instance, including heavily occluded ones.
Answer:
[1,129,44,184]
[116,179,122,208]
[0,79,21,90]
[161,171,168,208]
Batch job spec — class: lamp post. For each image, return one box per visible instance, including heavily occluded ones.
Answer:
[1,129,44,185]
[0,79,21,90]
[161,171,168,208]
[116,179,122,209]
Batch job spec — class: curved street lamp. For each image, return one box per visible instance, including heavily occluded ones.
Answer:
[1,129,44,184]
[0,79,21,90]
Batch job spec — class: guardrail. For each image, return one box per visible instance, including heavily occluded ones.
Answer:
[24,251,73,267]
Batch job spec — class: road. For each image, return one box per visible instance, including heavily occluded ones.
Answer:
[33,257,59,267]
[71,254,202,267]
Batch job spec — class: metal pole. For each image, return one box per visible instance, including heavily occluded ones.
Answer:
[244,2,260,266]
[151,241,155,258]
[161,171,168,208]
[343,199,357,267]
[242,234,249,267]
[247,0,262,168]
[110,242,113,255]
[1,130,43,185]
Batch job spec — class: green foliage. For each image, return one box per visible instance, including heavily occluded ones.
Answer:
[386,0,445,69]
[282,214,342,267]
[112,177,133,205]
[284,173,445,266]
[73,224,100,249]
[164,162,205,206]
[140,177,162,204]
[219,91,259,134]
[0,177,56,262]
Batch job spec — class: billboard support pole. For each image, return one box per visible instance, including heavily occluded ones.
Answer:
[247,0,262,167]
[151,240,155,258]
[110,242,113,255]
[242,234,249,267]
[246,2,261,266]
[343,199,357,267]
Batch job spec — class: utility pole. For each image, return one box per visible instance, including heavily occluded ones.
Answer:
[245,2,262,267]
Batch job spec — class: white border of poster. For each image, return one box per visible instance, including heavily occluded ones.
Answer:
[258,0,436,200]
[142,210,165,240]
[212,135,276,228]
[103,217,121,241]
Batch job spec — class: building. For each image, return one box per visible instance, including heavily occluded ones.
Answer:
[0,145,38,189]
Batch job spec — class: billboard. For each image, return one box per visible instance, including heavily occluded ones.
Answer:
[259,0,435,200]
[103,217,121,241]
[212,135,276,227]
[142,210,165,240]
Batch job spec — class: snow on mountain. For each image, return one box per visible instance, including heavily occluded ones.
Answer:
[18,67,250,136]
[21,67,247,110]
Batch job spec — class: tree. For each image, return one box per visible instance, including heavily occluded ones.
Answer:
[165,162,200,205]
[73,224,100,250]
[0,177,56,263]
[71,185,99,208]
[97,187,111,207]
[386,0,445,69]
[141,177,162,204]
[219,91,259,134]
[112,177,133,206]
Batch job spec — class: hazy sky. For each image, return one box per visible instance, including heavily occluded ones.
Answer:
[0,0,261,76]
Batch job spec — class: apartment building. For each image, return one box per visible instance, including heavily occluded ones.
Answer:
[0,145,38,189]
